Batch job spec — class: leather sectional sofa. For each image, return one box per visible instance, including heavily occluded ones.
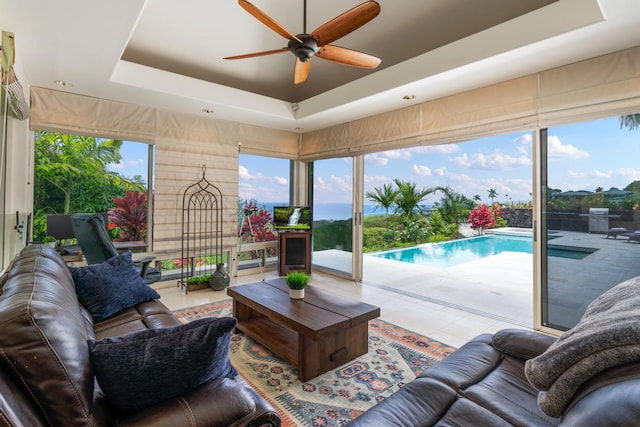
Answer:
[0,244,281,426]
[350,276,640,426]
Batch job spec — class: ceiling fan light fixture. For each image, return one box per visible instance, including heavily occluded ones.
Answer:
[288,35,318,61]
[228,0,381,84]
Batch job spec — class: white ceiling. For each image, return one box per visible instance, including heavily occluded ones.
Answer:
[2,0,640,133]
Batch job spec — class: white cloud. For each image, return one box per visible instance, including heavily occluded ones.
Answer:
[274,176,288,185]
[364,153,389,166]
[238,165,251,180]
[433,167,447,176]
[547,135,590,159]
[365,150,412,165]
[410,144,460,154]
[126,158,145,167]
[412,164,432,176]
[239,165,287,189]
[617,168,640,181]
[514,134,533,156]
[449,152,531,170]
[568,170,610,179]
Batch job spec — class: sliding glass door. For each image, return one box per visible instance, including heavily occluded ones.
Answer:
[540,114,640,330]
[311,157,363,279]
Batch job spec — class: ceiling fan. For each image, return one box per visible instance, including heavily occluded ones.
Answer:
[224,0,381,84]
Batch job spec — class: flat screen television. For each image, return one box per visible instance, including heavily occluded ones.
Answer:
[273,206,312,231]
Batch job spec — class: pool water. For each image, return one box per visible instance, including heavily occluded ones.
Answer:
[369,235,595,268]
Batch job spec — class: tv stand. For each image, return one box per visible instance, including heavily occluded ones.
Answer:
[278,231,311,275]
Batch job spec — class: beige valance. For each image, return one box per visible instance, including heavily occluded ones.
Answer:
[301,45,640,160]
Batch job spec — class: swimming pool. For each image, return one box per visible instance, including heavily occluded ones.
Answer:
[369,235,596,268]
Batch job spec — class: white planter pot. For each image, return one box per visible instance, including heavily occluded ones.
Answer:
[289,288,305,299]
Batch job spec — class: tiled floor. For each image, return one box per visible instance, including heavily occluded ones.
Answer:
[154,228,640,349]
[155,267,527,349]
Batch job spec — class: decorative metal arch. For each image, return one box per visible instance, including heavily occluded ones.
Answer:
[178,165,223,292]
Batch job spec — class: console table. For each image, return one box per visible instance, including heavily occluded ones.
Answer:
[227,279,380,381]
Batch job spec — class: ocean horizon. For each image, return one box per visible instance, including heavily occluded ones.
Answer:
[252,202,421,221]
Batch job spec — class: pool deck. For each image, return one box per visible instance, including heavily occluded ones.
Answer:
[313,228,640,331]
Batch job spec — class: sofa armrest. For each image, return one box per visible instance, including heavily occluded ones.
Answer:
[117,376,280,427]
[492,328,556,360]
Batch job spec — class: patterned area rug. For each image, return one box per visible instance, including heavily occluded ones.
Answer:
[173,300,456,427]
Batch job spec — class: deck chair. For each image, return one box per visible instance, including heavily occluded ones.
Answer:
[70,213,161,284]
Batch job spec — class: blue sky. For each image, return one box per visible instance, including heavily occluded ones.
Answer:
[106,141,149,180]
[110,115,640,206]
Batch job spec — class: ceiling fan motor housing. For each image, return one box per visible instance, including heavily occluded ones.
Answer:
[288,34,318,62]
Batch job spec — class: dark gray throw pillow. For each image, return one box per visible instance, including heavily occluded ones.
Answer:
[69,251,160,321]
[88,316,238,414]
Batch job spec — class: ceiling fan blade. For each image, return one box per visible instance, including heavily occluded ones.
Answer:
[224,47,289,60]
[294,58,311,84]
[316,44,381,69]
[238,0,303,43]
[310,1,380,46]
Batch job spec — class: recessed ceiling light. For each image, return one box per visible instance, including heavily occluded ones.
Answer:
[202,108,214,114]
[54,80,72,87]
[403,95,416,100]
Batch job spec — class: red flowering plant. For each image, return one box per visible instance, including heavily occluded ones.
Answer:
[467,203,504,235]
[238,200,278,258]
[108,190,148,241]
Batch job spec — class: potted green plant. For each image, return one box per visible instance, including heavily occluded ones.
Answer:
[286,271,310,299]
[185,274,211,285]
[43,235,57,248]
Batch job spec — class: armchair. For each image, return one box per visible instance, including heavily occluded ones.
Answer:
[70,213,161,284]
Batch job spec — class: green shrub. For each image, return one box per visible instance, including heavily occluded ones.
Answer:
[186,274,211,285]
[286,272,310,290]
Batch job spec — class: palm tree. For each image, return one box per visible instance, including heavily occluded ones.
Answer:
[35,131,129,214]
[473,194,482,204]
[438,186,475,224]
[392,179,436,218]
[619,114,640,131]
[487,188,498,205]
[366,183,398,229]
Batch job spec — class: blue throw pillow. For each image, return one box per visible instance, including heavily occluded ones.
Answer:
[88,317,238,414]
[69,252,160,321]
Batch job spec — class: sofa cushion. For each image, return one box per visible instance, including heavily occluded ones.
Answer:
[525,275,640,417]
[88,316,238,414]
[70,251,160,321]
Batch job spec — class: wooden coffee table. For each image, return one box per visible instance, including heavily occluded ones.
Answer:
[227,279,380,381]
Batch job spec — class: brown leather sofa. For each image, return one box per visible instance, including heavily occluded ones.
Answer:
[0,244,281,426]
[350,301,640,426]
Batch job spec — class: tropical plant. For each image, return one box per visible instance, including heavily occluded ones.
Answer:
[365,183,398,230]
[473,194,482,204]
[393,216,430,243]
[619,114,640,131]
[236,199,278,260]
[487,188,498,204]
[285,271,310,290]
[437,186,475,225]
[185,274,211,285]
[35,132,133,213]
[33,131,146,241]
[467,203,504,235]
[426,209,458,238]
[392,179,436,218]
[108,190,148,241]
